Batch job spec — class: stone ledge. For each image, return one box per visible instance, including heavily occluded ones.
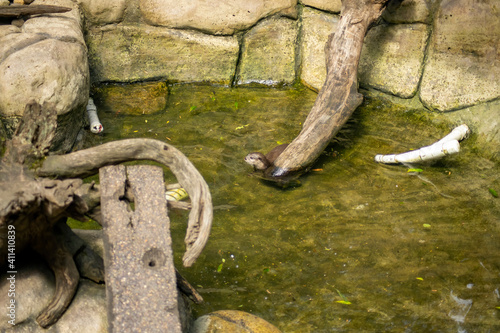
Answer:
[237,16,298,86]
[359,23,429,99]
[86,24,239,84]
[140,0,297,35]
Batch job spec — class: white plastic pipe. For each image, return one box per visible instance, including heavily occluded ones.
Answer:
[374,140,460,164]
[86,97,103,134]
[434,124,470,145]
[374,124,469,165]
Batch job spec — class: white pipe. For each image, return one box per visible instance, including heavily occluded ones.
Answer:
[86,97,103,134]
[374,140,460,164]
[374,124,469,165]
[434,124,470,145]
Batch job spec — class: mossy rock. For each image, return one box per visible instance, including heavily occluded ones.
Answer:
[192,310,281,333]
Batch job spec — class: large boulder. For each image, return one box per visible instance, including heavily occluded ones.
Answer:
[78,0,128,25]
[86,25,239,84]
[192,310,282,333]
[298,7,339,91]
[419,0,500,111]
[0,0,89,152]
[92,81,169,115]
[140,0,297,35]
[382,0,432,24]
[237,17,298,86]
[300,0,341,13]
[358,23,429,98]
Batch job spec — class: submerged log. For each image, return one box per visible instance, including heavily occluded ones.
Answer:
[269,0,391,180]
[0,4,72,17]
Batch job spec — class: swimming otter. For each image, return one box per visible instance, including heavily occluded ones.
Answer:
[244,144,289,171]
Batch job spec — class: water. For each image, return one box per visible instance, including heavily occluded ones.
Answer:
[81,83,500,332]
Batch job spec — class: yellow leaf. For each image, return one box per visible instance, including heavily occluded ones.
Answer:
[235,124,249,130]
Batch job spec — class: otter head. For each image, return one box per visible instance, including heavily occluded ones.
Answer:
[244,152,270,171]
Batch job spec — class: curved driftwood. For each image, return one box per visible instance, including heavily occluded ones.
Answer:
[37,139,213,267]
[0,5,71,17]
[270,0,390,179]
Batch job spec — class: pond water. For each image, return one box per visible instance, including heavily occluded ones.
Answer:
[80,83,500,332]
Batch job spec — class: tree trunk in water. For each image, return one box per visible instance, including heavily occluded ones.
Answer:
[270,0,390,179]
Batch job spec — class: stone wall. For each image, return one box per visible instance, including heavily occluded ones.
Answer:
[81,0,499,108]
[1,0,498,156]
[80,0,499,158]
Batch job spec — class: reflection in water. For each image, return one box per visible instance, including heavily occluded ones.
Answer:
[448,290,472,323]
[82,84,500,332]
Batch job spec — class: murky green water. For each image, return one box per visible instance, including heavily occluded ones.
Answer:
[82,83,500,332]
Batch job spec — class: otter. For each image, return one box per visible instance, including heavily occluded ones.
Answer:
[244,144,289,171]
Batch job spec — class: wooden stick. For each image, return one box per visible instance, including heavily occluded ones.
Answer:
[0,5,71,17]
[270,0,390,179]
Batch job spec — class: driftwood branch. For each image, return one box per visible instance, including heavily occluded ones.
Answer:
[270,0,390,179]
[1,102,57,167]
[0,102,83,327]
[0,4,71,17]
[36,139,213,267]
[1,101,211,328]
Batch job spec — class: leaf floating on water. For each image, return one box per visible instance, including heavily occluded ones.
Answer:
[335,289,351,304]
[235,124,249,130]
[423,224,431,229]
[217,263,223,272]
[416,277,424,281]
[407,168,423,173]
[489,188,499,198]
